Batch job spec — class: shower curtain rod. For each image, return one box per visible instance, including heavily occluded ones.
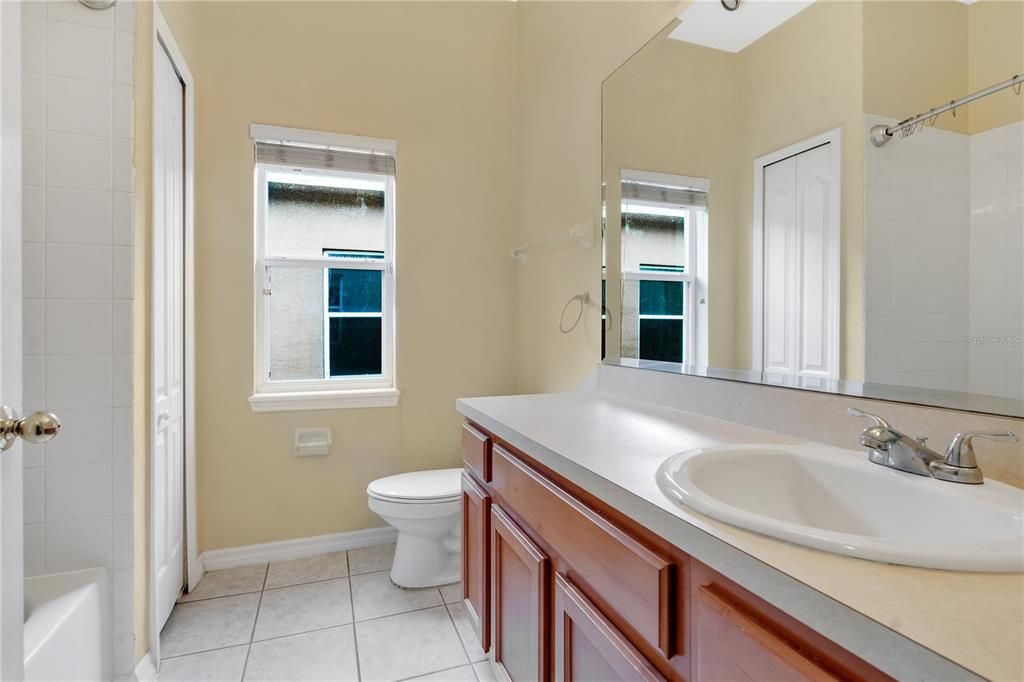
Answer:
[870,74,1023,147]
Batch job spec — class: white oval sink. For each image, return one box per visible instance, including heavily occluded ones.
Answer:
[657,444,1024,572]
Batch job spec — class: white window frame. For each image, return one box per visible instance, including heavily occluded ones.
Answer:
[619,180,708,368]
[248,127,399,412]
[621,204,696,366]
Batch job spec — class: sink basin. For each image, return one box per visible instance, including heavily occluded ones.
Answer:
[657,444,1024,572]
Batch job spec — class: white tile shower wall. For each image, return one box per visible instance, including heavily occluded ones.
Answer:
[863,114,971,394]
[20,0,136,675]
[968,121,1024,401]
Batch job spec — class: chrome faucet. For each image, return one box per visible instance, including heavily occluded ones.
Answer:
[847,407,1019,484]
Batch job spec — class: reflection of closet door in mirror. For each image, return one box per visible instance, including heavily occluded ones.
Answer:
[753,131,840,381]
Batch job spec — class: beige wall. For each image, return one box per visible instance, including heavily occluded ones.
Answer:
[863,1,970,134]
[188,0,519,550]
[514,0,683,393]
[132,0,154,663]
[864,0,1024,135]
[968,0,1024,131]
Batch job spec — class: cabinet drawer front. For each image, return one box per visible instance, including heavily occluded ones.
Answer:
[492,505,550,682]
[555,573,665,682]
[491,445,674,657]
[462,423,491,482]
[462,473,491,652]
[694,585,837,682]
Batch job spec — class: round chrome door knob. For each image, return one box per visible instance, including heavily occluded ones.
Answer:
[0,406,61,451]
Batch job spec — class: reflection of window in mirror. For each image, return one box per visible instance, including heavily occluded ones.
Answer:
[619,171,709,368]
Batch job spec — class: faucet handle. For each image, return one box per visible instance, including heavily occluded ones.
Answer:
[847,406,894,430]
[944,431,1020,468]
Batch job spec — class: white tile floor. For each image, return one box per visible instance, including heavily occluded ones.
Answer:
[159,544,496,682]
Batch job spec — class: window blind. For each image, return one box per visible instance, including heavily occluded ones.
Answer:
[255,140,395,176]
[621,180,707,208]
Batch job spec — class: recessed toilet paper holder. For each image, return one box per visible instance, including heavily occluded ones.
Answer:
[294,427,332,456]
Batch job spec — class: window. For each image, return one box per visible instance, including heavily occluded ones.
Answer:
[637,264,686,363]
[249,125,398,411]
[619,171,708,367]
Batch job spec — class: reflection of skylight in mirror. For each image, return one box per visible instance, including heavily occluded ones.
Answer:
[669,0,816,53]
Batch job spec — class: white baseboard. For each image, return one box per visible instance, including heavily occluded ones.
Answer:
[200,526,398,571]
[130,652,157,682]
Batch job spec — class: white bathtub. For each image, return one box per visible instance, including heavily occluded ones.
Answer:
[24,568,112,681]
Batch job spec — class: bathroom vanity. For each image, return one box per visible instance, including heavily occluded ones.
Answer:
[456,382,1023,682]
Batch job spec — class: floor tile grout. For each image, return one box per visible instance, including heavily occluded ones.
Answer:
[238,563,269,681]
[176,588,263,605]
[160,642,250,662]
[397,661,479,682]
[264,573,352,593]
[165,594,452,659]
[250,621,356,646]
[347,553,363,682]
[442,601,474,669]
[161,545,467,680]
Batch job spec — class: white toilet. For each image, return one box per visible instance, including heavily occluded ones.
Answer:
[367,468,463,588]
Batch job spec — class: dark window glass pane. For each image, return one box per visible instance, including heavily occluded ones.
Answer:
[329,317,382,376]
[639,319,684,363]
[639,280,684,316]
[328,269,382,314]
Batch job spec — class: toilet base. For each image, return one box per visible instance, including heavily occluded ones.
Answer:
[368,494,462,589]
[390,528,461,589]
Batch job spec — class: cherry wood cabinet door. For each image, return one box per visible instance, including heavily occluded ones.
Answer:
[462,423,491,482]
[492,505,550,682]
[554,573,665,682]
[693,585,838,682]
[462,472,491,652]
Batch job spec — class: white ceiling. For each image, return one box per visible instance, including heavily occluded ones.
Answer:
[668,0,817,54]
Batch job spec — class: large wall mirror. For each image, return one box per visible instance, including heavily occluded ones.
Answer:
[602,0,1024,418]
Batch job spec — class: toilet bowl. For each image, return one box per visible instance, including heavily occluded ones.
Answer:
[367,468,463,588]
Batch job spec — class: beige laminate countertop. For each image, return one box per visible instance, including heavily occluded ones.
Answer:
[456,390,1024,682]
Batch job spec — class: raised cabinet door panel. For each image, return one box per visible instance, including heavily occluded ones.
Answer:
[462,472,491,652]
[492,505,550,682]
[554,573,665,682]
[462,423,492,482]
[694,585,837,682]
[491,445,675,657]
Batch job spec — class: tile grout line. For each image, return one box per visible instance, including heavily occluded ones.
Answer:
[239,563,269,681]
[347,551,363,682]
[171,548,467,677]
[397,661,479,682]
[179,569,359,606]
[442,600,478,679]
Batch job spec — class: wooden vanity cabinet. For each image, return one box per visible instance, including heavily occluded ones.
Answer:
[462,472,491,651]
[492,505,550,681]
[554,572,666,682]
[460,421,889,682]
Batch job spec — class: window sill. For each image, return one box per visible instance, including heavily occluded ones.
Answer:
[248,387,400,413]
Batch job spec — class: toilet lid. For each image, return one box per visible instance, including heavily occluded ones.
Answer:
[367,468,464,502]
